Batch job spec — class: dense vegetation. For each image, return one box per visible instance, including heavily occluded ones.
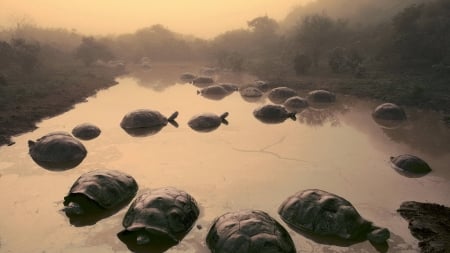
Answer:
[1,0,449,146]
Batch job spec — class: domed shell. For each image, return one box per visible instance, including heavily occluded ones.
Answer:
[120,109,177,129]
[28,131,87,170]
[198,85,230,100]
[192,76,214,87]
[283,96,309,112]
[268,87,297,104]
[206,210,296,253]
[119,187,199,244]
[219,83,239,93]
[307,90,336,103]
[240,86,264,98]
[72,123,101,140]
[278,189,389,243]
[372,103,406,121]
[64,169,138,210]
[390,154,431,175]
[253,105,296,124]
[180,72,196,82]
[188,112,229,132]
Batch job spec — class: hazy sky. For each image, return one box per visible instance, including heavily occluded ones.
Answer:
[0,0,314,38]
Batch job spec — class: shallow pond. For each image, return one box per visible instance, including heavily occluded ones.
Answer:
[1,64,449,253]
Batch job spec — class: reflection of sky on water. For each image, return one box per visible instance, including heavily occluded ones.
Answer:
[0,66,449,252]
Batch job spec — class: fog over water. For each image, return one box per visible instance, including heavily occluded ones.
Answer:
[0,0,314,38]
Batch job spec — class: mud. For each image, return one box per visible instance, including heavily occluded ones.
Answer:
[397,201,450,253]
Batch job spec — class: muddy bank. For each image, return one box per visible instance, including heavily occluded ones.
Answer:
[266,73,450,119]
[397,201,450,253]
[0,66,125,147]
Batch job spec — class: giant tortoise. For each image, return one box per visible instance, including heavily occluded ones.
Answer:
[63,169,138,226]
[253,105,296,124]
[118,187,199,251]
[28,131,87,170]
[278,189,390,245]
[206,210,296,253]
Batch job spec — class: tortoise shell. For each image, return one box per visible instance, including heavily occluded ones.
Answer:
[307,90,336,104]
[118,187,199,245]
[283,96,309,112]
[268,87,297,104]
[278,189,389,244]
[64,169,138,210]
[198,85,230,100]
[72,123,101,140]
[192,76,214,87]
[390,154,431,175]
[28,131,87,170]
[219,83,239,93]
[240,87,264,98]
[120,109,178,129]
[180,72,196,82]
[372,103,406,121]
[253,105,296,124]
[188,112,229,132]
[206,210,296,253]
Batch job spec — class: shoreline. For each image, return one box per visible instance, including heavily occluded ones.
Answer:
[1,67,450,147]
[0,66,125,147]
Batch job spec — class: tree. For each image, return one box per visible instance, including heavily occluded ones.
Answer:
[294,14,349,67]
[293,53,312,74]
[74,36,113,66]
[11,38,40,73]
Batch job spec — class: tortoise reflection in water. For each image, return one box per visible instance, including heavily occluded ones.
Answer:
[63,169,138,226]
[206,210,296,253]
[278,189,390,245]
[28,131,87,170]
[118,187,199,252]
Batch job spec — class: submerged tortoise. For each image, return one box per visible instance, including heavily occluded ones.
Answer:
[118,187,199,248]
[72,123,101,140]
[206,210,296,253]
[197,85,231,100]
[283,96,309,113]
[219,83,239,93]
[253,105,296,124]
[278,189,390,244]
[28,131,87,170]
[180,72,196,82]
[372,103,406,121]
[188,112,229,132]
[192,76,214,87]
[63,169,138,225]
[120,109,178,136]
[240,86,264,103]
[268,87,297,104]
[307,90,336,104]
[390,154,431,175]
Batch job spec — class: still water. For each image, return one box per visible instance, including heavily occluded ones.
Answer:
[1,64,449,252]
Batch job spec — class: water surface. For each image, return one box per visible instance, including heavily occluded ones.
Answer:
[1,64,449,252]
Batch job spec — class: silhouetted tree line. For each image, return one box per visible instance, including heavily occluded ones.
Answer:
[1,0,449,79]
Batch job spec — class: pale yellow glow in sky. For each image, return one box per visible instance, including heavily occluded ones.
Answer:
[0,0,314,38]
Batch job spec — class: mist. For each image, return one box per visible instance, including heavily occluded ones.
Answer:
[0,0,313,39]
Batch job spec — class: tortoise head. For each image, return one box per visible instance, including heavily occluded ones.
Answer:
[168,111,179,128]
[367,226,390,244]
[220,112,229,125]
[28,140,35,149]
[63,201,84,215]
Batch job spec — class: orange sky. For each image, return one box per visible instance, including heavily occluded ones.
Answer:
[0,0,314,38]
